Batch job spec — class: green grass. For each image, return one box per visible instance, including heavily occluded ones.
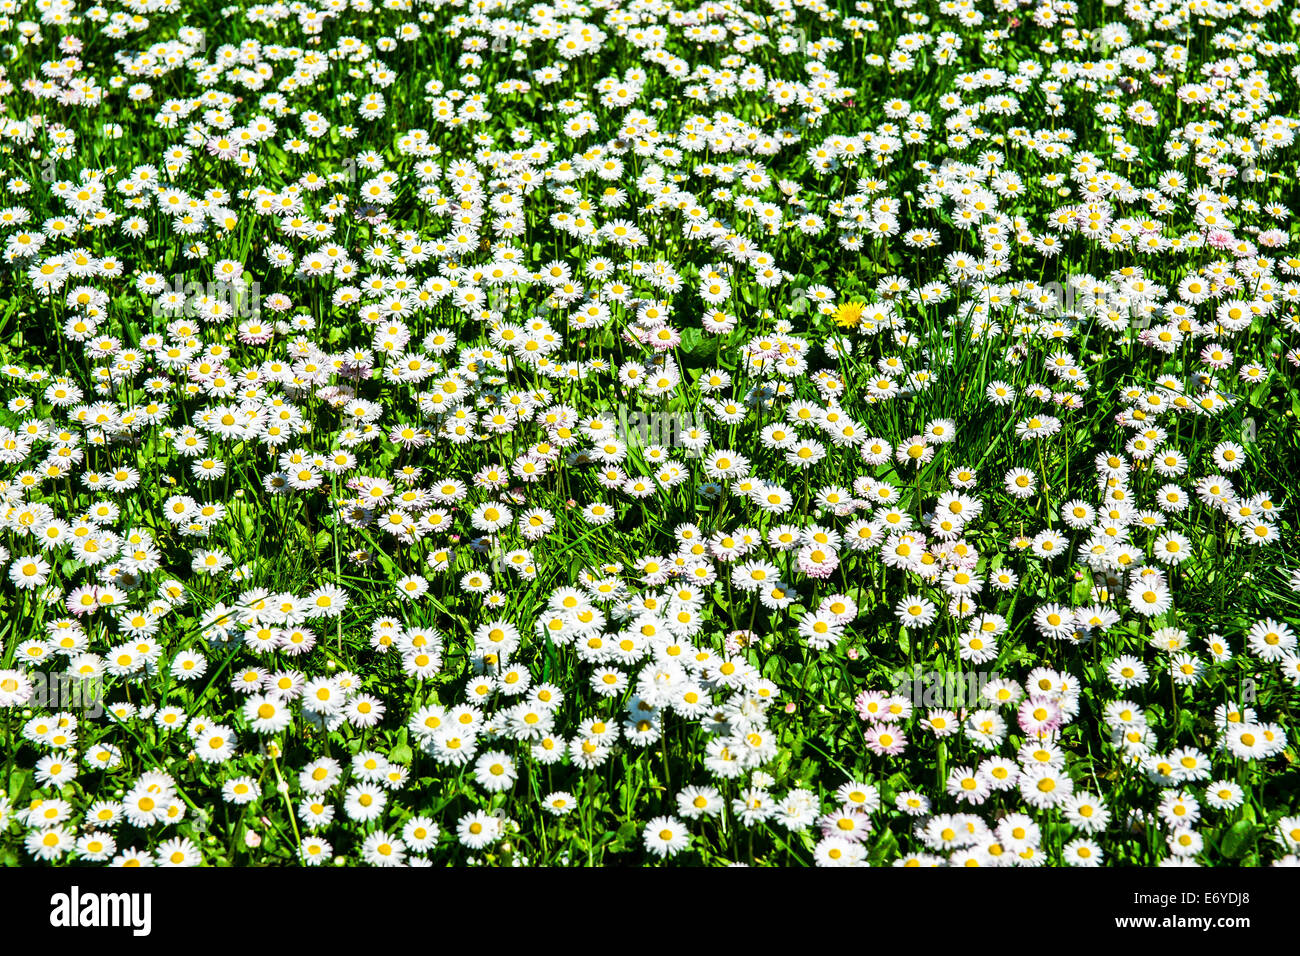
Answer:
[0,0,1298,867]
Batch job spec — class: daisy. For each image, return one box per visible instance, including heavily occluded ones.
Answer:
[643,816,691,858]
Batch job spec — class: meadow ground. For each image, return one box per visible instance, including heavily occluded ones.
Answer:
[1,0,1299,867]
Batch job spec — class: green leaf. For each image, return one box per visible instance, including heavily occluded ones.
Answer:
[389,729,413,766]
[677,327,716,366]
[868,828,899,865]
[1220,820,1255,859]
[8,768,31,803]
[608,820,639,853]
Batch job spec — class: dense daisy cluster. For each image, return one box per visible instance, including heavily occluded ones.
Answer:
[0,0,1299,867]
